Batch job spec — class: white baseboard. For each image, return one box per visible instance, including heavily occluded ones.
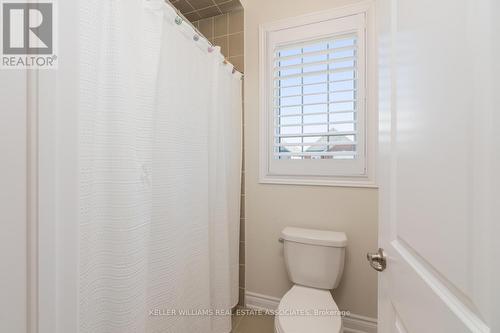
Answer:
[342,313,377,333]
[245,291,377,333]
[245,291,280,311]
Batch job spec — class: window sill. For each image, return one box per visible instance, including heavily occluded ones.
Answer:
[259,174,378,188]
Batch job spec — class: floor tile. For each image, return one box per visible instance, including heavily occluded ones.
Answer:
[231,310,274,333]
[232,314,243,331]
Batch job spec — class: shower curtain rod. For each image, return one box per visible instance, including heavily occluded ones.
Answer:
[164,0,244,78]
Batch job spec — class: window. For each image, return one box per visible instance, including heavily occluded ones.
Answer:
[274,34,359,161]
[259,3,376,187]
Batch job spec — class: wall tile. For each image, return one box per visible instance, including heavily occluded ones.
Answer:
[198,17,214,40]
[213,36,229,57]
[229,32,244,57]
[198,6,221,19]
[240,218,245,240]
[228,9,243,33]
[240,193,245,216]
[188,0,214,10]
[240,171,245,190]
[214,14,228,37]
[172,0,194,13]
[172,0,242,17]
[238,288,245,306]
[239,241,245,265]
[241,142,245,170]
[184,12,201,21]
[218,0,242,12]
[229,55,244,72]
[239,264,245,287]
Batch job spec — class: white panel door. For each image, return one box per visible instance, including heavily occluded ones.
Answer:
[375,0,499,332]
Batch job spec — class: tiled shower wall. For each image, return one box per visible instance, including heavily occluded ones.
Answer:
[170,0,242,21]
[193,9,245,306]
[192,9,244,72]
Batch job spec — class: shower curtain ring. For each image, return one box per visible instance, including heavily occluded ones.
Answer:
[175,16,183,25]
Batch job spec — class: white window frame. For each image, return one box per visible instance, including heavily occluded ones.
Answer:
[259,1,377,188]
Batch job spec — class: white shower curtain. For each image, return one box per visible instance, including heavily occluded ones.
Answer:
[78,1,242,332]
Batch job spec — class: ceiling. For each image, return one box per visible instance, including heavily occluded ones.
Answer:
[169,0,243,21]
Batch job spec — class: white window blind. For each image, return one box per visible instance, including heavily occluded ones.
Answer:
[274,33,359,161]
[260,9,374,186]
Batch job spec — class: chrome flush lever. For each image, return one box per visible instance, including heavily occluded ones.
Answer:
[367,248,387,272]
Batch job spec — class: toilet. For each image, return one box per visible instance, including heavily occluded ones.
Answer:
[275,227,347,333]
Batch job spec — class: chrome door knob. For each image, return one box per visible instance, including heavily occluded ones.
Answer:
[367,248,387,272]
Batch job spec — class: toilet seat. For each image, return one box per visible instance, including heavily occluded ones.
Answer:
[275,285,343,333]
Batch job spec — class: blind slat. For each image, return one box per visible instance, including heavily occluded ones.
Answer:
[275,46,357,63]
[274,67,356,81]
[275,151,358,157]
[274,78,355,90]
[276,131,356,138]
[274,56,356,72]
[275,34,357,53]
[275,89,356,100]
[276,110,355,118]
[274,46,357,63]
[275,141,357,147]
[275,120,356,128]
[274,100,356,109]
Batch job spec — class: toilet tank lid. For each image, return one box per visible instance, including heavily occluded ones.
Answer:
[281,227,347,247]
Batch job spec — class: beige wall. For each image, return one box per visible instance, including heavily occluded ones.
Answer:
[243,0,378,318]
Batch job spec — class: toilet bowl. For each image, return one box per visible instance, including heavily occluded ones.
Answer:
[275,227,347,333]
[274,285,342,333]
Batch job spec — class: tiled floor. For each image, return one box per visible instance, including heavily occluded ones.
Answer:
[231,309,274,333]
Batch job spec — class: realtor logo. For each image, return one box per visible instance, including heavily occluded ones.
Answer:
[1,0,57,68]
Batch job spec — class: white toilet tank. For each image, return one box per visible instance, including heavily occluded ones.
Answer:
[281,227,347,290]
